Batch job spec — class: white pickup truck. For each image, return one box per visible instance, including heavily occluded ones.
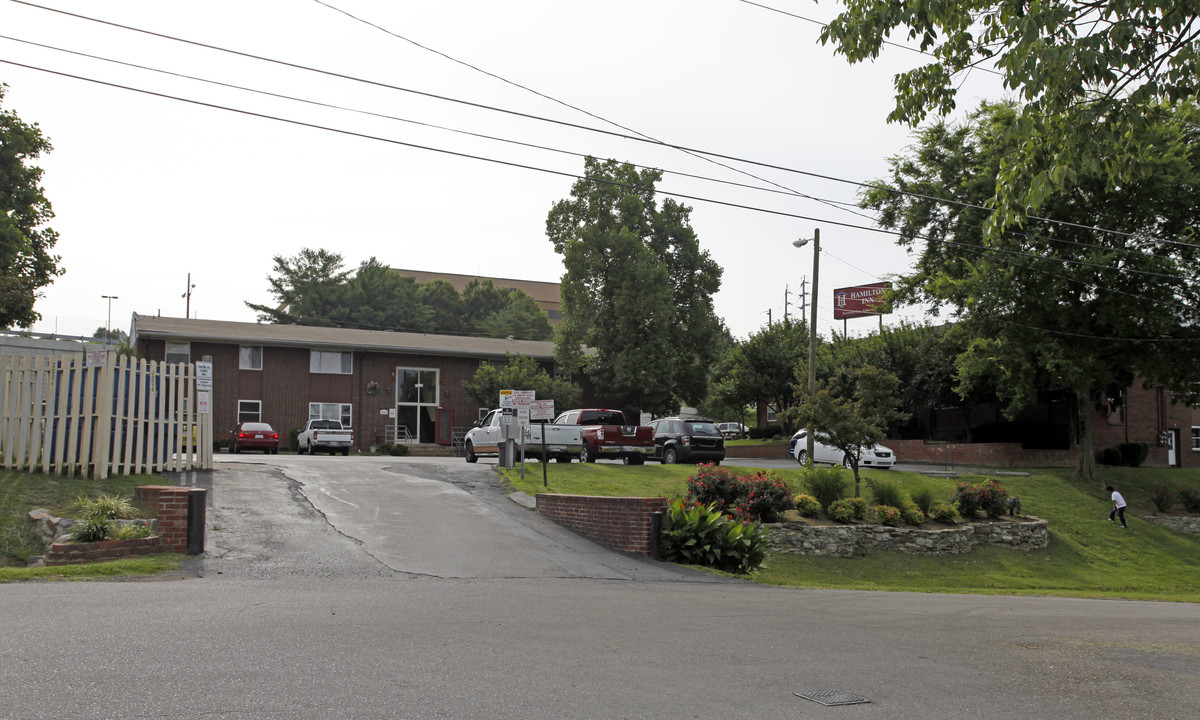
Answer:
[297,419,354,455]
[464,409,583,463]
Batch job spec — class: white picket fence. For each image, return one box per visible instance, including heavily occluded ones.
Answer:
[0,352,213,479]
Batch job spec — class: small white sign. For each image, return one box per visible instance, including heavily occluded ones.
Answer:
[197,391,210,415]
[500,389,514,408]
[530,399,555,421]
[379,408,389,415]
[85,349,107,368]
[195,361,214,391]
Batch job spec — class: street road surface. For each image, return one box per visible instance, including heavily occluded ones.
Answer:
[1,454,1196,719]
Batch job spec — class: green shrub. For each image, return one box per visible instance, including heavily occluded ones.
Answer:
[112,521,155,540]
[900,500,925,526]
[930,502,958,524]
[868,478,906,508]
[875,505,902,527]
[1117,442,1149,468]
[1098,447,1124,466]
[748,426,782,440]
[827,499,857,524]
[73,493,138,520]
[953,479,1009,519]
[910,487,937,515]
[686,468,792,522]
[804,465,848,511]
[793,493,821,518]
[686,465,743,511]
[1179,487,1200,514]
[660,499,768,574]
[731,471,793,522]
[68,517,114,543]
[846,496,868,521]
[1150,485,1173,513]
[376,442,411,456]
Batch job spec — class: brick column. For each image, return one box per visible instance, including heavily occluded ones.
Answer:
[136,486,202,554]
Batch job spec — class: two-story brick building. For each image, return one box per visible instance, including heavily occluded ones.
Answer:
[131,314,563,452]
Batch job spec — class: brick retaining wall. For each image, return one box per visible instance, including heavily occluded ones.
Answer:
[885,440,1077,467]
[134,486,198,553]
[536,494,667,555]
[45,536,167,566]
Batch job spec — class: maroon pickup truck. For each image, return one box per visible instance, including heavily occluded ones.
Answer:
[553,409,656,465]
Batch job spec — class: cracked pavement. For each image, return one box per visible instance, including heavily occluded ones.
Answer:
[200,454,722,583]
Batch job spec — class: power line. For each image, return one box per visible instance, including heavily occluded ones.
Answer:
[6,0,1142,240]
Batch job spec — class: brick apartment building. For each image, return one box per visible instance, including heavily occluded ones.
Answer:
[131,314,563,452]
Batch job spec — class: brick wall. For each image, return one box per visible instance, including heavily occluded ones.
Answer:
[134,485,196,553]
[886,440,1078,467]
[536,494,667,555]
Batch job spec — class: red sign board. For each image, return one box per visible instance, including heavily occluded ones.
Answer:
[833,282,891,319]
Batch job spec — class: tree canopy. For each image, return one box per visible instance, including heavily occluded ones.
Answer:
[462,353,582,411]
[862,99,1200,478]
[821,0,1200,232]
[546,157,724,415]
[783,364,906,497]
[709,318,815,424]
[247,250,552,340]
[0,84,63,329]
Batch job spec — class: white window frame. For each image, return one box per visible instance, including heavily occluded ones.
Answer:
[1192,426,1199,452]
[238,400,262,424]
[310,402,352,428]
[165,341,190,365]
[310,350,352,375]
[239,345,263,370]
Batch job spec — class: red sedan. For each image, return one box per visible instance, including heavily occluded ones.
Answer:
[230,422,280,454]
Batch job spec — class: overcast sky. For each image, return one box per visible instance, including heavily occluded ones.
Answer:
[1,0,1006,343]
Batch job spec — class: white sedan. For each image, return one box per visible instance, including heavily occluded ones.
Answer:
[787,429,896,469]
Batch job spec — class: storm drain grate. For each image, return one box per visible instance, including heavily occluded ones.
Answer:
[794,690,871,707]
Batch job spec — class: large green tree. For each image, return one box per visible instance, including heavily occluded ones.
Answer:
[863,100,1200,478]
[546,158,723,415]
[821,0,1200,233]
[246,248,351,326]
[1,84,63,329]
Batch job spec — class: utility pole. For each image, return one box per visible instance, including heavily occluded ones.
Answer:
[799,277,807,319]
[182,273,196,318]
[783,285,791,322]
[767,308,772,327]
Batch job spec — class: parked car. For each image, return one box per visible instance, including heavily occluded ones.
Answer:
[297,419,354,455]
[648,416,726,465]
[787,428,895,469]
[553,409,655,465]
[716,422,748,439]
[230,422,280,454]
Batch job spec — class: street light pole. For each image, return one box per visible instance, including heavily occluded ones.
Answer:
[793,229,820,463]
[101,295,119,345]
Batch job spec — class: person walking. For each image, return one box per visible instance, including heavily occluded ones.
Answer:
[1107,485,1128,529]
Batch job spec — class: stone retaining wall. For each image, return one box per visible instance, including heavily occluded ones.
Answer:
[767,517,1049,557]
[1143,515,1200,535]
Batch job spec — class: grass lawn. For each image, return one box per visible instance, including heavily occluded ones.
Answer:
[503,461,1200,602]
[0,469,186,580]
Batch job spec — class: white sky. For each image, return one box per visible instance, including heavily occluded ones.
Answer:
[0,0,1006,343]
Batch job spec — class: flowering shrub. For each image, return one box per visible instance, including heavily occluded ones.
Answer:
[954,479,1009,519]
[1150,485,1173,513]
[1179,487,1200,514]
[930,502,958,524]
[685,465,744,511]
[875,505,902,527]
[660,499,768,574]
[686,467,792,522]
[793,493,822,518]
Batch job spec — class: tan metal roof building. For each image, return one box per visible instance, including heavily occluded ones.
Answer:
[394,269,562,323]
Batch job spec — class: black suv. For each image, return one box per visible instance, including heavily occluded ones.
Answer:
[647,416,726,465]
